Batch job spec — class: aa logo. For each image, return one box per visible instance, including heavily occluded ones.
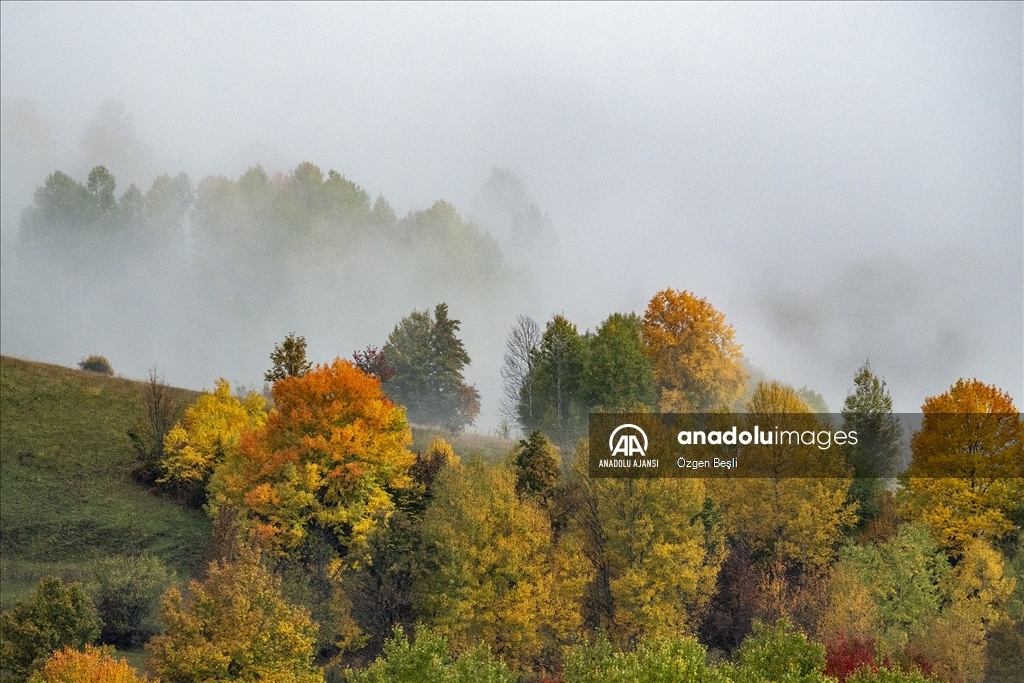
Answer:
[609,424,648,458]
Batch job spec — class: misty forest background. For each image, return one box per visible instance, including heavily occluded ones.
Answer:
[1,101,553,428]
[0,5,1021,680]
[0,150,1022,683]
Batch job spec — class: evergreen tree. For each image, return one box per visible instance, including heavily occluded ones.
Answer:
[520,315,586,444]
[842,361,904,522]
[513,431,561,503]
[383,303,479,430]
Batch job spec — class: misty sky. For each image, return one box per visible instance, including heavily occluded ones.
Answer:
[1,2,1021,422]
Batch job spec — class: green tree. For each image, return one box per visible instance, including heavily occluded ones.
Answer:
[87,555,175,649]
[563,634,723,683]
[383,303,480,431]
[582,312,655,411]
[520,315,586,443]
[264,332,313,383]
[144,172,193,234]
[19,170,95,246]
[345,626,514,683]
[731,618,830,683]
[78,355,114,375]
[345,438,460,657]
[86,166,117,218]
[842,361,904,522]
[0,577,101,681]
[147,545,322,683]
[833,523,950,655]
[512,431,560,502]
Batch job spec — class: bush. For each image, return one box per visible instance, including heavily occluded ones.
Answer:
[0,576,101,681]
[28,645,152,683]
[345,626,513,683]
[732,618,830,683]
[87,554,174,648]
[78,355,114,375]
[845,666,930,683]
[563,635,723,683]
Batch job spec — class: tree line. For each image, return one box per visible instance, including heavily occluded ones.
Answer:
[3,164,1023,681]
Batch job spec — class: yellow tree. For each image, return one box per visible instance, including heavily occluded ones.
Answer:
[160,378,266,496]
[415,458,589,672]
[910,539,1016,683]
[565,435,726,648]
[708,383,856,577]
[641,288,747,412]
[147,545,322,683]
[904,379,1024,556]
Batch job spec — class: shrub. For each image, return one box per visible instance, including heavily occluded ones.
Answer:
[732,618,829,683]
[563,635,723,683]
[28,645,152,682]
[845,666,930,682]
[0,576,101,681]
[825,633,883,682]
[87,554,174,648]
[345,626,513,683]
[78,355,113,375]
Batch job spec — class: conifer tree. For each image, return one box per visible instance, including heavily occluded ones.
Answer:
[383,303,479,431]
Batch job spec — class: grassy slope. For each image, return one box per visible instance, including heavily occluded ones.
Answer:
[0,355,210,610]
[0,356,518,611]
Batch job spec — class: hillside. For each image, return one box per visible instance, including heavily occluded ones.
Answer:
[0,355,209,610]
[0,356,519,611]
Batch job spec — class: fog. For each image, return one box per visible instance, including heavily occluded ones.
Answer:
[1,3,1020,427]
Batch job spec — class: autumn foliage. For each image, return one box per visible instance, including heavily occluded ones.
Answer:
[29,646,151,683]
[147,545,321,682]
[641,288,747,412]
[209,358,415,555]
[160,379,266,496]
[905,378,1024,555]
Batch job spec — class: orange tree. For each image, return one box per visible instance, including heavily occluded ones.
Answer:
[641,288,747,412]
[29,645,151,683]
[904,379,1024,556]
[208,358,416,557]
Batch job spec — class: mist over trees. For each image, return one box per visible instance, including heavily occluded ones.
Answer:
[501,289,744,445]
[5,162,530,411]
[382,303,480,432]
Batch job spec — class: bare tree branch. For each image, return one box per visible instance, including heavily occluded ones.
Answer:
[499,315,540,430]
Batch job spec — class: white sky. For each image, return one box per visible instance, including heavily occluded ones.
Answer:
[2,2,1021,418]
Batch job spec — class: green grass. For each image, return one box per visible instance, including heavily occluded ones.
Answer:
[410,425,518,464]
[0,355,210,610]
[0,356,519,612]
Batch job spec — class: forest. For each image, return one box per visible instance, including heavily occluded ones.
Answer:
[1,164,1022,683]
